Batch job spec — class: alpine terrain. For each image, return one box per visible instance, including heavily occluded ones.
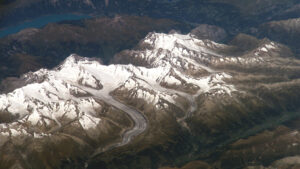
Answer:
[0,31,300,169]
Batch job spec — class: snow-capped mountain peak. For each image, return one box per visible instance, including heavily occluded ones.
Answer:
[0,33,237,140]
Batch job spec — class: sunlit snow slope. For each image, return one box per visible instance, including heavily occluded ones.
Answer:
[0,32,236,141]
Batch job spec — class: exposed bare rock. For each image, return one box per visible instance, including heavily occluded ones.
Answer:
[190,24,227,42]
[1,32,300,169]
[258,18,300,56]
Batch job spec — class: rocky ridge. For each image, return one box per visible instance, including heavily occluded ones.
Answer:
[0,32,300,169]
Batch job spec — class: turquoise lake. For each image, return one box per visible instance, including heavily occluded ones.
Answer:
[0,14,91,38]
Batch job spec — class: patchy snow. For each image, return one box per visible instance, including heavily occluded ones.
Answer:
[34,132,51,139]
[0,132,9,137]
[0,32,238,138]
[10,129,22,137]
[265,44,275,49]
[163,74,182,85]
[79,114,101,130]
[27,110,41,126]
[261,47,268,52]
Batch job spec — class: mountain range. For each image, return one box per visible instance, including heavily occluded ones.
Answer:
[1,31,300,169]
[1,1,300,169]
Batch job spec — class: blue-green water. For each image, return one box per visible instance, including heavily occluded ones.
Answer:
[0,14,91,38]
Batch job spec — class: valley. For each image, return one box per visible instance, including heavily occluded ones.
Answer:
[1,1,300,168]
[0,31,299,168]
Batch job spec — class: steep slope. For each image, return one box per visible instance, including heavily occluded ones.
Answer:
[0,45,236,140]
[258,17,300,56]
[0,15,189,83]
[1,32,300,169]
[1,0,299,33]
[106,32,300,169]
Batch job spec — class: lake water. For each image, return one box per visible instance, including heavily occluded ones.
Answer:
[0,14,91,38]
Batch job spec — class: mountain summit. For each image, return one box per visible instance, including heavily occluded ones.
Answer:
[0,32,300,169]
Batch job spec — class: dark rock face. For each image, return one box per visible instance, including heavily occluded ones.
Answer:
[229,34,261,52]
[190,24,227,42]
[258,18,300,56]
[1,0,300,33]
[89,32,300,169]
[0,30,300,169]
[1,1,300,81]
[160,117,300,169]
[1,1,300,169]
[0,15,189,82]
